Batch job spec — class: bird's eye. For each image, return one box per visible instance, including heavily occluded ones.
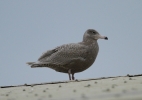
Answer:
[92,31,95,34]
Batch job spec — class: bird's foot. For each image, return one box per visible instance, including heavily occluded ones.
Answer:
[68,69,75,80]
[68,69,71,80]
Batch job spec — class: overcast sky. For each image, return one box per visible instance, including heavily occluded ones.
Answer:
[0,0,142,86]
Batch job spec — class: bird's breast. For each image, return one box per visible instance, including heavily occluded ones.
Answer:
[85,44,99,66]
[72,42,99,73]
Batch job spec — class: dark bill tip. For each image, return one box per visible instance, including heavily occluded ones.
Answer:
[104,37,108,40]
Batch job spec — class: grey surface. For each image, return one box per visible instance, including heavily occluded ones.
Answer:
[0,1,142,86]
[0,75,142,100]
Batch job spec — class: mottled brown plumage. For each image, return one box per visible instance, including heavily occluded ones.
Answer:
[27,29,108,80]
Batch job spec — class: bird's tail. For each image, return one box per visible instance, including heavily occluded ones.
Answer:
[27,62,35,65]
[26,62,40,68]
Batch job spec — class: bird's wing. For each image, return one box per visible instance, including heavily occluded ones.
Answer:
[38,43,88,65]
[38,49,57,61]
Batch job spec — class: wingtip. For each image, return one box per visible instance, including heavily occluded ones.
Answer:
[26,62,35,65]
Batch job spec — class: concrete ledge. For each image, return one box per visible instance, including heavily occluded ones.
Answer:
[0,74,142,100]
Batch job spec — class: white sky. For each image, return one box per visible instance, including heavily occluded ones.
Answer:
[0,0,142,86]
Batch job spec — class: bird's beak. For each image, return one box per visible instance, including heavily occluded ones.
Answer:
[96,34,108,40]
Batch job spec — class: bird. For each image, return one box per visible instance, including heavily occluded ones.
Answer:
[27,29,108,80]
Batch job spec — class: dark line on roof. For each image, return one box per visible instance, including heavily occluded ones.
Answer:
[1,74,142,88]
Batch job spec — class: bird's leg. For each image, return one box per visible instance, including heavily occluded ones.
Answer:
[72,73,75,80]
[68,69,71,80]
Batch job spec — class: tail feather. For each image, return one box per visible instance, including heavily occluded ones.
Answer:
[26,61,50,68]
[26,62,40,68]
[31,64,40,68]
[26,62,35,65]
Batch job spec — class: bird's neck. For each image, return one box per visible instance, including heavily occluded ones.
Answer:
[83,38,98,45]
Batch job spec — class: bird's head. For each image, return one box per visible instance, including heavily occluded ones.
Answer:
[83,29,108,42]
